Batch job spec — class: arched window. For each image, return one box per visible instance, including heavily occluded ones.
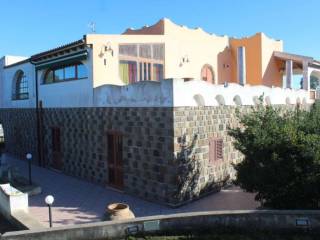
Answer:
[201,64,214,83]
[12,70,28,100]
[43,62,87,84]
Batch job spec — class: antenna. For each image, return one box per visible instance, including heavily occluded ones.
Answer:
[88,22,96,33]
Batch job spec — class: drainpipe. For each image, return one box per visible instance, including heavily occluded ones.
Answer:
[30,61,43,167]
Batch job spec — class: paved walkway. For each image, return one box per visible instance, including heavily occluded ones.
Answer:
[2,154,259,227]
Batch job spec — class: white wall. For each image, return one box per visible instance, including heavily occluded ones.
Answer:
[94,78,311,107]
[39,78,92,108]
[1,53,94,108]
[2,61,36,108]
[37,55,93,108]
[0,57,4,108]
[172,79,310,106]
[0,56,29,108]
[0,184,28,218]
[94,80,173,107]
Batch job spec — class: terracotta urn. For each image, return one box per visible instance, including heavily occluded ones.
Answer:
[106,203,135,221]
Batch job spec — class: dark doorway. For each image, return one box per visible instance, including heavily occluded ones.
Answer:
[51,127,63,171]
[107,131,123,189]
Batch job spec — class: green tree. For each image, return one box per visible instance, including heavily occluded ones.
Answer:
[228,102,320,209]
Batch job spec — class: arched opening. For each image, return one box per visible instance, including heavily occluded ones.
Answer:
[285,97,291,105]
[201,64,214,83]
[215,95,225,106]
[12,70,28,100]
[253,96,260,105]
[193,94,205,106]
[233,95,242,106]
[296,97,301,105]
[302,97,307,105]
[265,96,271,106]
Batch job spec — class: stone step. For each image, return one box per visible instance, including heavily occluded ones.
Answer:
[12,211,45,230]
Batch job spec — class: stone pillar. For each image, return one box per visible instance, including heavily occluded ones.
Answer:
[302,60,310,90]
[285,60,293,89]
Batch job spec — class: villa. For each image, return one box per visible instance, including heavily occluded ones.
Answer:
[0,18,319,206]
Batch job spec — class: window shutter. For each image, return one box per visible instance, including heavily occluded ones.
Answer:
[209,138,223,162]
[215,139,223,160]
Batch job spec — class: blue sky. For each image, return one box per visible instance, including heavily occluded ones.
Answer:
[1,0,319,60]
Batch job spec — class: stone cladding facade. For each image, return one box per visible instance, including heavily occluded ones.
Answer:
[0,104,306,206]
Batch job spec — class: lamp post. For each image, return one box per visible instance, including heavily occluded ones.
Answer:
[45,195,54,228]
[26,153,32,185]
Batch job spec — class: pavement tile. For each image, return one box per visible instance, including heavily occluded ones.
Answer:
[2,154,259,226]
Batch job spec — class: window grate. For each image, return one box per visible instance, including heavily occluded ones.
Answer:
[12,71,29,100]
[209,138,223,162]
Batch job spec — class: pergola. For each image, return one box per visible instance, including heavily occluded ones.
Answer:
[274,51,315,90]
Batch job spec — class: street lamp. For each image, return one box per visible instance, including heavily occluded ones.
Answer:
[45,195,54,228]
[26,153,32,185]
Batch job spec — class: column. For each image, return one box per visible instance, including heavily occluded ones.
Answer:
[237,46,246,86]
[302,60,310,90]
[285,59,293,89]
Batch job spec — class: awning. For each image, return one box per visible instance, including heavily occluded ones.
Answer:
[35,50,88,70]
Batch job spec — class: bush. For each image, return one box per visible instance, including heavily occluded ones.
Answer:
[228,101,320,209]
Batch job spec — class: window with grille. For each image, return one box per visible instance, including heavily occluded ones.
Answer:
[209,138,223,162]
[12,70,28,100]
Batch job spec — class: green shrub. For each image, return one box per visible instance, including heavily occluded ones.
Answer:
[228,101,320,209]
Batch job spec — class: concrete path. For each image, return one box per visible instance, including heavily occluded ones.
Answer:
[2,154,259,227]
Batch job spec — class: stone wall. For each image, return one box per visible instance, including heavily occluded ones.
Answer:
[172,106,249,204]
[0,107,176,205]
[0,104,307,206]
[41,107,175,204]
[0,109,37,162]
[171,104,310,205]
[2,210,320,240]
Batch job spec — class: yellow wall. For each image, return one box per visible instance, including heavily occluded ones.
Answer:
[86,19,230,88]
[86,34,166,88]
[86,19,284,88]
[163,19,229,83]
[216,47,232,84]
[230,33,262,85]
[261,33,283,87]
[230,33,283,87]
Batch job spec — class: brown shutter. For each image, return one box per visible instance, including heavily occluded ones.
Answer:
[209,137,223,162]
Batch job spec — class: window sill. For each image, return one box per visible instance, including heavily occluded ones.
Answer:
[11,98,29,101]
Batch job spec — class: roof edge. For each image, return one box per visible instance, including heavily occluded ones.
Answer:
[3,58,31,69]
[31,38,86,61]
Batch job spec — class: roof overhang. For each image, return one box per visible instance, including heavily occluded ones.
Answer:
[31,38,86,62]
[30,38,88,70]
[3,58,30,69]
[274,51,313,63]
[34,50,88,70]
[309,60,320,70]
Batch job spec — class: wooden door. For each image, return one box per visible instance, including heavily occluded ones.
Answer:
[51,127,63,170]
[107,131,123,188]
